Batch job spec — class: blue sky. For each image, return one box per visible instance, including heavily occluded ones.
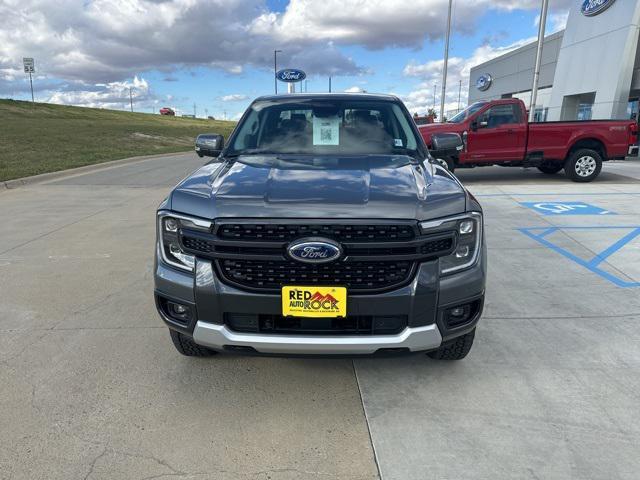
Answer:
[0,0,572,119]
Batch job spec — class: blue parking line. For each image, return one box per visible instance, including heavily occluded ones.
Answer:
[589,228,640,267]
[519,226,640,288]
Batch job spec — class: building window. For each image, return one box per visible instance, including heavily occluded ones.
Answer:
[628,99,639,121]
[533,107,548,122]
[577,104,593,121]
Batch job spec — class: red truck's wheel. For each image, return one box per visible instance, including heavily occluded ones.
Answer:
[565,149,602,182]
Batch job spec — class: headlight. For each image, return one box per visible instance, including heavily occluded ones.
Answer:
[420,212,482,275]
[157,212,211,272]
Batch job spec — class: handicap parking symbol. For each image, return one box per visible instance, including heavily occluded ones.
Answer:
[520,201,614,215]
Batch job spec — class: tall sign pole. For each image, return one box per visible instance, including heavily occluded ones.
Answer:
[23,58,35,103]
[274,50,282,94]
[530,0,549,122]
[440,0,453,122]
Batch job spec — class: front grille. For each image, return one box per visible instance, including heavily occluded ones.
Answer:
[217,259,413,292]
[217,223,416,242]
[178,220,457,294]
[225,313,408,336]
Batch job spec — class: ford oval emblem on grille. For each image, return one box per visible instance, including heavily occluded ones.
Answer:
[287,237,342,264]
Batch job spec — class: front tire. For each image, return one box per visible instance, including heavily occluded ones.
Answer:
[427,328,475,360]
[565,149,602,182]
[169,330,217,357]
[537,163,563,174]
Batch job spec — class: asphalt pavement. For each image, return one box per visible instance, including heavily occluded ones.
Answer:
[1,154,640,479]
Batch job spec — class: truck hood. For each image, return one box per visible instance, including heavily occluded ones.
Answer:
[419,123,463,142]
[169,155,466,221]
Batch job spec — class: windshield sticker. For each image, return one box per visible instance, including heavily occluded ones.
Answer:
[394,138,403,147]
[313,116,340,145]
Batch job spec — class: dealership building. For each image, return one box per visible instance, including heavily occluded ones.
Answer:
[468,0,640,122]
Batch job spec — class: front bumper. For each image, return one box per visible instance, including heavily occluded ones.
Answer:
[155,248,486,355]
[192,322,442,355]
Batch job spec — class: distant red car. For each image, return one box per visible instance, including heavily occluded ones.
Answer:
[159,107,175,116]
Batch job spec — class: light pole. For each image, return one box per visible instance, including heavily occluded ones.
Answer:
[530,0,549,121]
[274,49,282,94]
[433,83,437,111]
[129,87,133,112]
[440,0,453,122]
[458,79,462,112]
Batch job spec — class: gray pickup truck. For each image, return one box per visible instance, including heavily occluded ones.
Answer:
[155,93,486,360]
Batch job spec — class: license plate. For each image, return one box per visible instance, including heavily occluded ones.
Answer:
[281,286,347,318]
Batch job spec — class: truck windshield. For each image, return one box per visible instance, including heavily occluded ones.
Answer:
[448,102,487,123]
[227,98,421,157]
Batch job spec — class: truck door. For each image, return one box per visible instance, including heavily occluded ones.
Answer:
[463,103,527,163]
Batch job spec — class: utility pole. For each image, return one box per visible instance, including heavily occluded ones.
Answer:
[193,103,197,117]
[329,76,332,93]
[274,49,282,94]
[129,87,133,112]
[530,0,549,122]
[458,79,462,112]
[440,0,453,122]
[305,80,308,93]
[205,108,208,119]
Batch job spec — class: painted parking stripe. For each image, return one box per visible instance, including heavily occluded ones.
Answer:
[519,226,640,288]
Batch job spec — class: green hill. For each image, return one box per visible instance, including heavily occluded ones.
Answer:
[0,99,236,181]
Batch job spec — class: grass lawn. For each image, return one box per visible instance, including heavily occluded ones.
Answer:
[0,99,236,181]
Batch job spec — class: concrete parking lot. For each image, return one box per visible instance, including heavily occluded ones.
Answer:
[1,154,639,480]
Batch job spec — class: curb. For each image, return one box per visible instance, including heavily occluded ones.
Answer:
[1,151,194,190]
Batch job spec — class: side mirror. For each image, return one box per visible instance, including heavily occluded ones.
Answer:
[195,134,224,158]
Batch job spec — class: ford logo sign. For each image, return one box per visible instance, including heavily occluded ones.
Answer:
[276,69,307,83]
[475,73,492,92]
[287,237,342,264]
[581,0,616,16]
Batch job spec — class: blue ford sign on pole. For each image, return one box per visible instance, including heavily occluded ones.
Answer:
[276,69,306,83]
[581,0,616,16]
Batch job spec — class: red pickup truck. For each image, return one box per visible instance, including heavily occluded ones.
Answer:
[419,98,638,182]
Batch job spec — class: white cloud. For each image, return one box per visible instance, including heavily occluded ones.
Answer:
[251,0,572,49]
[47,76,157,109]
[401,38,535,116]
[221,94,249,102]
[0,0,571,108]
[344,86,365,93]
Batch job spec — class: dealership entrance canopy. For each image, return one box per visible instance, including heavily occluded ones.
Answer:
[469,0,640,122]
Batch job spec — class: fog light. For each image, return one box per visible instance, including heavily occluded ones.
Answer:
[459,220,474,235]
[455,245,470,258]
[173,304,187,315]
[450,307,465,317]
[166,301,191,323]
[165,217,179,232]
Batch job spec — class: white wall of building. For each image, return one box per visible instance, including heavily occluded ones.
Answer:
[547,0,640,120]
[469,32,563,107]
